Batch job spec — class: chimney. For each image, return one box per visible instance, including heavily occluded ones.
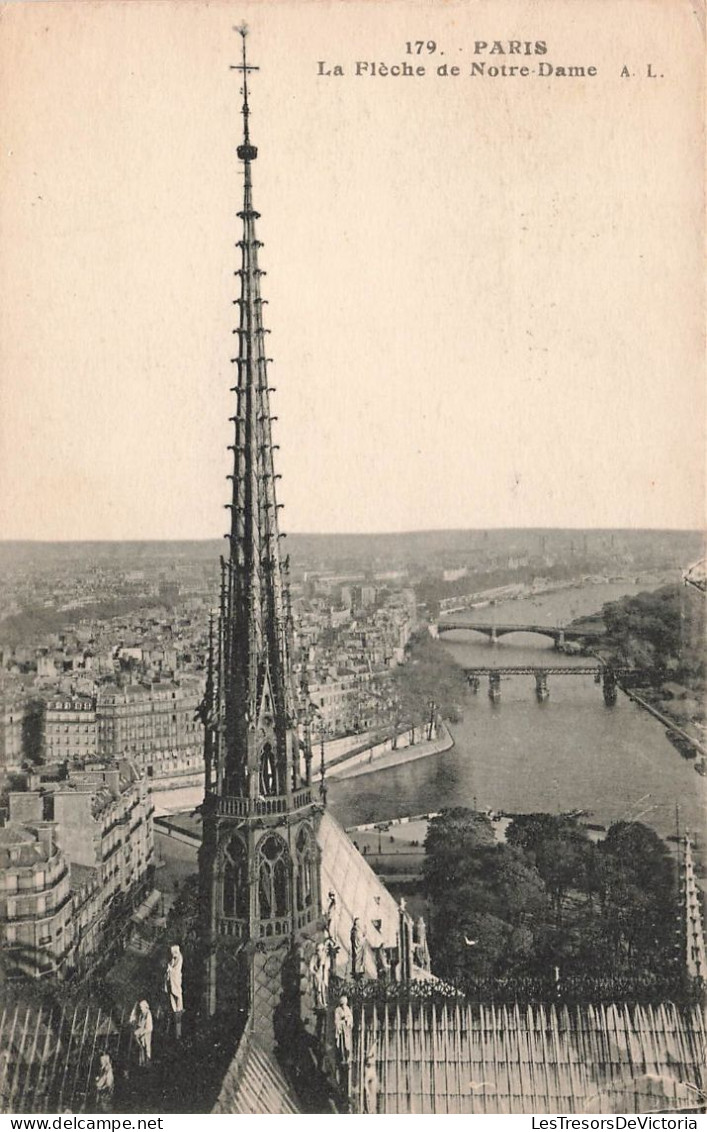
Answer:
[34,823,56,855]
[8,791,43,824]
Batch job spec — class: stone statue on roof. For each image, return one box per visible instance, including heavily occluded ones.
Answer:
[325,890,339,941]
[363,1046,378,1114]
[309,940,330,1011]
[334,993,354,1102]
[334,994,353,1069]
[413,916,430,972]
[164,943,184,1039]
[375,944,391,984]
[350,917,365,979]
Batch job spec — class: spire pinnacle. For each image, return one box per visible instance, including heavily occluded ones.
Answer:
[231,23,259,161]
[683,832,706,980]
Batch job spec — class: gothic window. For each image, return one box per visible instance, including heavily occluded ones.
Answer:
[259,742,279,796]
[295,825,314,912]
[222,835,248,918]
[258,835,289,920]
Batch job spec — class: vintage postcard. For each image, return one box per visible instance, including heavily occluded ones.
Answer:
[0,0,704,1119]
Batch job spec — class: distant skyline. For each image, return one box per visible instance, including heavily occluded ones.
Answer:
[0,524,703,545]
[1,2,704,540]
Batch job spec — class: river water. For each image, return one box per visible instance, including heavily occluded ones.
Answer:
[329,578,706,869]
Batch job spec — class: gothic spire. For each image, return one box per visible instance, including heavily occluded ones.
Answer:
[198,31,322,1030]
[212,26,303,801]
[682,833,706,980]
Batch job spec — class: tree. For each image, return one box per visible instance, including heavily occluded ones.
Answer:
[422,809,549,985]
[506,814,593,919]
[391,631,468,737]
[596,822,679,970]
[423,810,683,995]
[423,808,495,892]
[601,587,684,669]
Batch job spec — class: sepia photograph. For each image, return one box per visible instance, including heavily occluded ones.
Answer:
[0,0,705,1118]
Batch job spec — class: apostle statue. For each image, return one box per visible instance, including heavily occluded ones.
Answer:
[413,916,431,972]
[332,996,350,1073]
[94,1052,114,1113]
[130,999,153,1067]
[375,944,391,984]
[362,1046,378,1114]
[308,940,330,1011]
[164,943,184,1040]
[350,917,366,979]
[325,890,339,942]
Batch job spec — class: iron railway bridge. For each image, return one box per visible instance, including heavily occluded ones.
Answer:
[461,664,643,706]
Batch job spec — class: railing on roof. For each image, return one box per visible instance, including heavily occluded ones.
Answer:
[341,970,705,1008]
[218,917,248,940]
[258,914,291,939]
[350,1000,707,1115]
[218,906,315,940]
[215,787,313,818]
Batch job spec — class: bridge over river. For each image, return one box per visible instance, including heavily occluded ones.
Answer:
[462,664,641,704]
[434,619,605,647]
[462,665,636,676]
[329,577,706,886]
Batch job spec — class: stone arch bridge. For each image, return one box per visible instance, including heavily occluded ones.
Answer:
[432,620,604,648]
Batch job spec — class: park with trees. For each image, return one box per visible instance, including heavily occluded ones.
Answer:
[597,584,705,751]
[421,808,689,1003]
[389,630,468,741]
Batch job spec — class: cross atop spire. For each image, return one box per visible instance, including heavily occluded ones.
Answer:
[231,23,259,159]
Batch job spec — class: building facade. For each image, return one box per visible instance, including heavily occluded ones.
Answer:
[13,682,204,782]
[45,694,98,763]
[97,681,203,780]
[0,821,73,978]
[49,761,154,907]
[2,759,154,979]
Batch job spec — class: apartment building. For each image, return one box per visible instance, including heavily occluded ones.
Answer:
[0,819,73,978]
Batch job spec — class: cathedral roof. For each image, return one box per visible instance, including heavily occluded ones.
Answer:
[211,1030,302,1115]
[349,999,706,1115]
[318,810,400,978]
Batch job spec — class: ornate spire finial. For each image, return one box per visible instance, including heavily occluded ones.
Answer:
[231,22,259,160]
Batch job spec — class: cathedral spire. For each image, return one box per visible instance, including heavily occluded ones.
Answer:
[199,31,319,1031]
[222,24,299,800]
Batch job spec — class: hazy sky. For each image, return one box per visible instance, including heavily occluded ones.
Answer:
[0,0,704,539]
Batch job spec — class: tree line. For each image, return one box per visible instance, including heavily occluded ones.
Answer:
[422,809,687,1001]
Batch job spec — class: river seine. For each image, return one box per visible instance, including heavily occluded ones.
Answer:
[328,578,706,870]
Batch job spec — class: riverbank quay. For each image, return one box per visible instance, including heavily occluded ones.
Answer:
[150,721,455,808]
[324,725,414,772]
[591,649,706,759]
[149,727,390,812]
[327,720,454,781]
[621,686,707,759]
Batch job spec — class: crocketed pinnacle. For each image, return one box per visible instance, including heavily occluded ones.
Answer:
[683,833,706,980]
